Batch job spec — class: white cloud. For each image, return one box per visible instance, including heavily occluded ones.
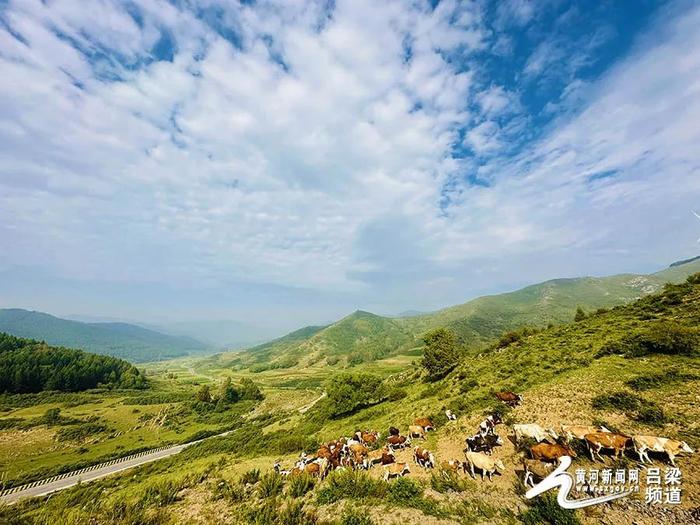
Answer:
[0,0,699,319]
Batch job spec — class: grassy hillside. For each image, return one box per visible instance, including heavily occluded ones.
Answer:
[4,274,699,524]
[0,309,210,363]
[229,258,700,370]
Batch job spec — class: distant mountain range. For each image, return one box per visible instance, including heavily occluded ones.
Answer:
[0,309,211,363]
[231,257,700,369]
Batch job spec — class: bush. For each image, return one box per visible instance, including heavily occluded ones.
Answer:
[592,391,667,427]
[520,492,580,525]
[240,468,261,486]
[279,501,318,524]
[325,373,385,417]
[140,480,182,507]
[430,470,471,493]
[316,470,385,504]
[597,321,699,358]
[387,477,422,503]
[387,387,407,402]
[421,328,461,380]
[287,473,316,498]
[340,508,375,525]
[626,369,698,391]
[258,472,284,498]
[211,478,245,502]
[55,421,109,442]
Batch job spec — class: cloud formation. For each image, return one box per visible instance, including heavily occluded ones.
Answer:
[1,0,699,324]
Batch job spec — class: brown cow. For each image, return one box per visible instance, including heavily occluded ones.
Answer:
[387,435,411,448]
[389,426,400,436]
[495,391,523,406]
[383,462,410,481]
[585,432,631,462]
[414,417,435,431]
[356,430,380,445]
[348,443,369,469]
[530,442,577,463]
[440,459,463,472]
[408,425,426,440]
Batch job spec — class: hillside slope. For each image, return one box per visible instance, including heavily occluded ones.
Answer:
[233,257,700,369]
[0,309,210,362]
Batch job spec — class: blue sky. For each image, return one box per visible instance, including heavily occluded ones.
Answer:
[1,0,699,338]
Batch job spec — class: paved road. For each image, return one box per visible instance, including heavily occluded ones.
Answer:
[0,431,232,506]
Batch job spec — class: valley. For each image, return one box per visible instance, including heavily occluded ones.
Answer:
[1,261,699,524]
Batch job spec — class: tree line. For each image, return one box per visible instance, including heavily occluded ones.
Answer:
[0,332,147,393]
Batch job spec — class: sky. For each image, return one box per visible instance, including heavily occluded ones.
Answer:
[1,0,700,339]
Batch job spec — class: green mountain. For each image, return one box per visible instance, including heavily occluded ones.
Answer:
[0,309,210,363]
[235,257,700,368]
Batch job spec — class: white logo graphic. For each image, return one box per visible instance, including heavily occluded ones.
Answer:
[525,456,633,510]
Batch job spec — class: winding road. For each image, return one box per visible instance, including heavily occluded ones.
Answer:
[0,431,233,506]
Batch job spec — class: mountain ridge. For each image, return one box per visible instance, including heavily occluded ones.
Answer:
[0,309,211,363]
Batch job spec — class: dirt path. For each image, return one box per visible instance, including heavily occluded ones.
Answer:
[299,392,326,413]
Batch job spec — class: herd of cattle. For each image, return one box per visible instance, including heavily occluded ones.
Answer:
[273,391,695,486]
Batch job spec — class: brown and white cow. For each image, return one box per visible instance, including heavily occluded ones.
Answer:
[413,446,436,469]
[367,446,395,467]
[348,443,370,469]
[414,417,435,431]
[633,435,695,466]
[561,425,610,442]
[387,434,412,449]
[584,432,631,461]
[464,451,505,481]
[383,462,410,481]
[529,442,577,463]
[355,430,380,445]
[495,391,523,406]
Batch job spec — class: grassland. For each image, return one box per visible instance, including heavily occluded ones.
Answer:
[1,272,699,524]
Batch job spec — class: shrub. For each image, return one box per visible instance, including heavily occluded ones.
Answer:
[387,387,407,402]
[520,492,580,525]
[55,421,109,442]
[597,321,699,358]
[258,472,284,498]
[387,477,422,503]
[211,478,245,502]
[592,391,667,427]
[140,480,182,507]
[279,501,317,525]
[325,373,385,417]
[626,370,698,391]
[241,468,262,486]
[430,470,471,493]
[287,473,315,498]
[421,328,461,380]
[340,508,375,525]
[316,470,385,504]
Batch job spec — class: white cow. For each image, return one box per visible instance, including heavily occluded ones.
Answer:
[633,436,694,466]
[513,424,559,444]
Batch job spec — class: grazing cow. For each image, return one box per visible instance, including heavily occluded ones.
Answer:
[383,462,410,481]
[584,432,631,462]
[298,458,329,478]
[478,414,502,436]
[440,459,463,472]
[414,417,435,431]
[495,391,523,406]
[413,446,436,469]
[465,433,503,455]
[522,459,555,488]
[355,430,380,445]
[389,426,400,436]
[367,447,395,467]
[409,425,426,440]
[513,424,559,444]
[273,461,291,476]
[348,443,370,469]
[445,409,457,421]
[530,443,577,463]
[561,425,610,442]
[387,434,411,449]
[632,436,695,467]
[464,451,505,481]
